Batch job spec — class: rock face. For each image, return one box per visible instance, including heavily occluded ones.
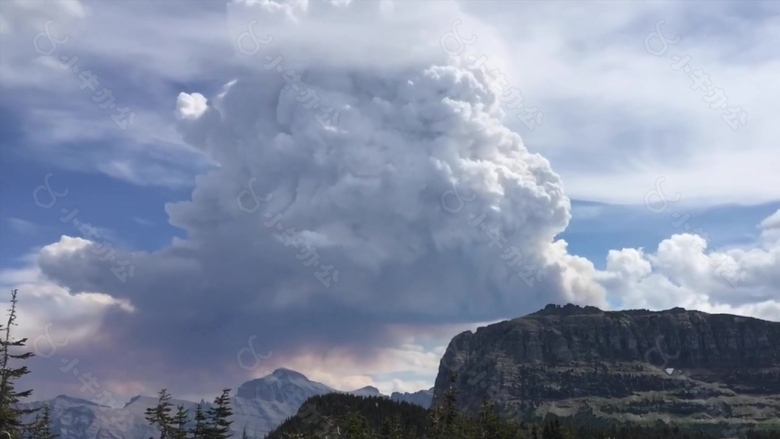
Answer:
[432,304,780,436]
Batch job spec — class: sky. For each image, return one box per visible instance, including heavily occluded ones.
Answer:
[0,0,779,406]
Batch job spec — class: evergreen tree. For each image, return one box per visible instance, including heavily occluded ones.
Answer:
[145,389,175,439]
[205,389,233,439]
[30,406,56,439]
[378,414,401,439]
[172,405,189,439]
[190,404,207,439]
[342,411,371,439]
[378,417,392,439]
[476,397,500,439]
[429,373,464,439]
[0,290,37,437]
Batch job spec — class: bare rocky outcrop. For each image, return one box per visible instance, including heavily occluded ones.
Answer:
[433,304,780,437]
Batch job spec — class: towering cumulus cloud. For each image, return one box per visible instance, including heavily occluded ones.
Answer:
[35,0,606,395]
[180,0,605,318]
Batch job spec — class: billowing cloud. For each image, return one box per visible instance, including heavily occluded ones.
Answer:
[6,0,778,403]
[600,209,780,321]
[23,0,608,399]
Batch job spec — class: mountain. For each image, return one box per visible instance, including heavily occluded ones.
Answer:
[390,388,433,408]
[347,386,383,398]
[21,368,335,439]
[20,394,197,439]
[21,368,434,439]
[432,303,780,437]
[344,386,433,408]
[234,367,334,408]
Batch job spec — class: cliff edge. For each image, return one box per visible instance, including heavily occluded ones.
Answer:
[433,304,780,437]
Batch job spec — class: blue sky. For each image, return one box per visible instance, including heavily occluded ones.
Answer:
[562,200,780,268]
[1,0,779,404]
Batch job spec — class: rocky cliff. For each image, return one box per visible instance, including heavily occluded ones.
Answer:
[432,304,780,437]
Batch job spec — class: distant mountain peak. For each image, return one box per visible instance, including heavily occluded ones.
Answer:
[126,395,144,405]
[54,394,100,406]
[25,370,338,439]
[235,368,333,403]
[356,386,379,392]
[350,386,382,396]
[388,388,433,408]
[270,367,308,381]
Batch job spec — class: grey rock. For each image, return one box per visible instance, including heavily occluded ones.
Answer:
[432,304,780,437]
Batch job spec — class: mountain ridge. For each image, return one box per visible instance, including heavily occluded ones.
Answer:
[23,367,432,439]
[432,303,780,437]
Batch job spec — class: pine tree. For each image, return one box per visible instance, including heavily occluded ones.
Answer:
[172,405,189,439]
[343,412,371,439]
[189,404,207,439]
[390,414,403,439]
[205,389,233,439]
[477,397,500,439]
[0,290,38,437]
[379,417,391,439]
[30,406,56,439]
[429,373,463,439]
[379,414,402,439]
[145,389,175,439]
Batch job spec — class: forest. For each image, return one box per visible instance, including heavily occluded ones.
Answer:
[262,383,780,439]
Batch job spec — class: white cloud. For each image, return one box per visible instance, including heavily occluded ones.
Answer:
[6,218,41,235]
[759,209,780,244]
[760,209,780,230]
[176,92,208,120]
[0,0,85,37]
[452,1,780,206]
[599,210,780,321]
[4,0,780,205]
[132,217,154,226]
[0,239,134,352]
